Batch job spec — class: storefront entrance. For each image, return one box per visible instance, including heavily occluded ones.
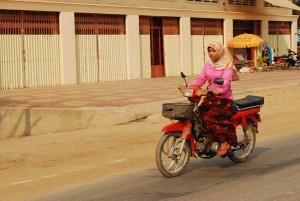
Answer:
[150,17,165,77]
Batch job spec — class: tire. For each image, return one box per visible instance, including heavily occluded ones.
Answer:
[155,131,191,177]
[277,63,284,69]
[281,62,289,70]
[228,121,256,163]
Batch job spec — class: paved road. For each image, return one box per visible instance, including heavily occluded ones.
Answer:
[27,132,300,201]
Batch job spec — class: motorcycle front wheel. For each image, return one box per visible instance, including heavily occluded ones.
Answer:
[281,62,290,70]
[155,131,191,177]
[229,121,256,163]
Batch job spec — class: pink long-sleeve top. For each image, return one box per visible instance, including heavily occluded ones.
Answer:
[188,62,233,100]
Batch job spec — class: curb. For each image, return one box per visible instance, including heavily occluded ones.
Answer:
[0,97,184,139]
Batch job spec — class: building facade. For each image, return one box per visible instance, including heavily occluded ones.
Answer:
[0,0,298,89]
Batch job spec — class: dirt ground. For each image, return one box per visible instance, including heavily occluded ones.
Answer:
[1,85,300,201]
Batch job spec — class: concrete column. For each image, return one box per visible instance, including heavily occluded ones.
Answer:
[126,15,141,79]
[223,18,233,59]
[180,17,192,75]
[292,19,298,53]
[260,20,268,65]
[59,12,77,85]
[261,20,268,43]
[223,18,233,45]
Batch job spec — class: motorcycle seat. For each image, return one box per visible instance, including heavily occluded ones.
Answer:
[232,95,264,113]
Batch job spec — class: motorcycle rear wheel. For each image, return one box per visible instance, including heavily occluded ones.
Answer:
[229,121,256,163]
[155,131,191,177]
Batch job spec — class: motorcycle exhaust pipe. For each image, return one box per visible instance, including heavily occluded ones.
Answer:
[211,142,220,153]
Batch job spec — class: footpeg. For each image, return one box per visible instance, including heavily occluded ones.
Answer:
[240,139,252,146]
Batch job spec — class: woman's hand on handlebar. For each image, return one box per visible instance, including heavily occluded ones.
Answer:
[207,90,221,97]
[178,85,186,91]
[211,90,221,95]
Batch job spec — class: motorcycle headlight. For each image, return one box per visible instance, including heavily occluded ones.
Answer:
[182,88,193,97]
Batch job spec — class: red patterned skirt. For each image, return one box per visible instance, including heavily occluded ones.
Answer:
[198,96,237,146]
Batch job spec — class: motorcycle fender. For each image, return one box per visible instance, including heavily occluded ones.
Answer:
[240,114,259,126]
[162,121,192,139]
[255,114,261,122]
[162,121,196,157]
[162,122,184,133]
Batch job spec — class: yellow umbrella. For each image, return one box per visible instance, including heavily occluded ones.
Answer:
[227,33,264,48]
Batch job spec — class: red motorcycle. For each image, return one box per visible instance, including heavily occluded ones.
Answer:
[274,55,288,69]
[274,55,288,64]
[155,72,264,177]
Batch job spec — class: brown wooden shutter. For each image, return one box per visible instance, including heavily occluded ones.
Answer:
[139,16,150,35]
[269,21,291,35]
[23,11,59,35]
[191,18,204,35]
[163,17,179,35]
[75,13,125,35]
[191,18,223,35]
[0,10,59,35]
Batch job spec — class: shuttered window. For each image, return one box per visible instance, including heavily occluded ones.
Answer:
[264,1,279,7]
[228,0,256,6]
[75,13,125,35]
[163,17,179,35]
[186,0,218,3]
[191,18,223,35]
[0,10,59,35]
[269,21,291,35]
[233,20,260,36]
[139,16,150,35]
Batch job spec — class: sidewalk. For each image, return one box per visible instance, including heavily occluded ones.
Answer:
[1,69,300,139]
[1,69,300,109]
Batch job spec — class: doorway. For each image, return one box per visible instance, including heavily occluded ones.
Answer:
[150,17,165,77]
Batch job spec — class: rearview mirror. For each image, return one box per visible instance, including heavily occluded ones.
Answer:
[180,72,188,86]
[180,72,186,79]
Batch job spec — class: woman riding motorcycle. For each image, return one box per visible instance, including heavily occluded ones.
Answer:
[178,41,236,156]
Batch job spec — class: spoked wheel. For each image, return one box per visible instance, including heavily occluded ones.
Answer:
[155,131,191,177]
[281,62,290,70]
[228,121,256,163]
